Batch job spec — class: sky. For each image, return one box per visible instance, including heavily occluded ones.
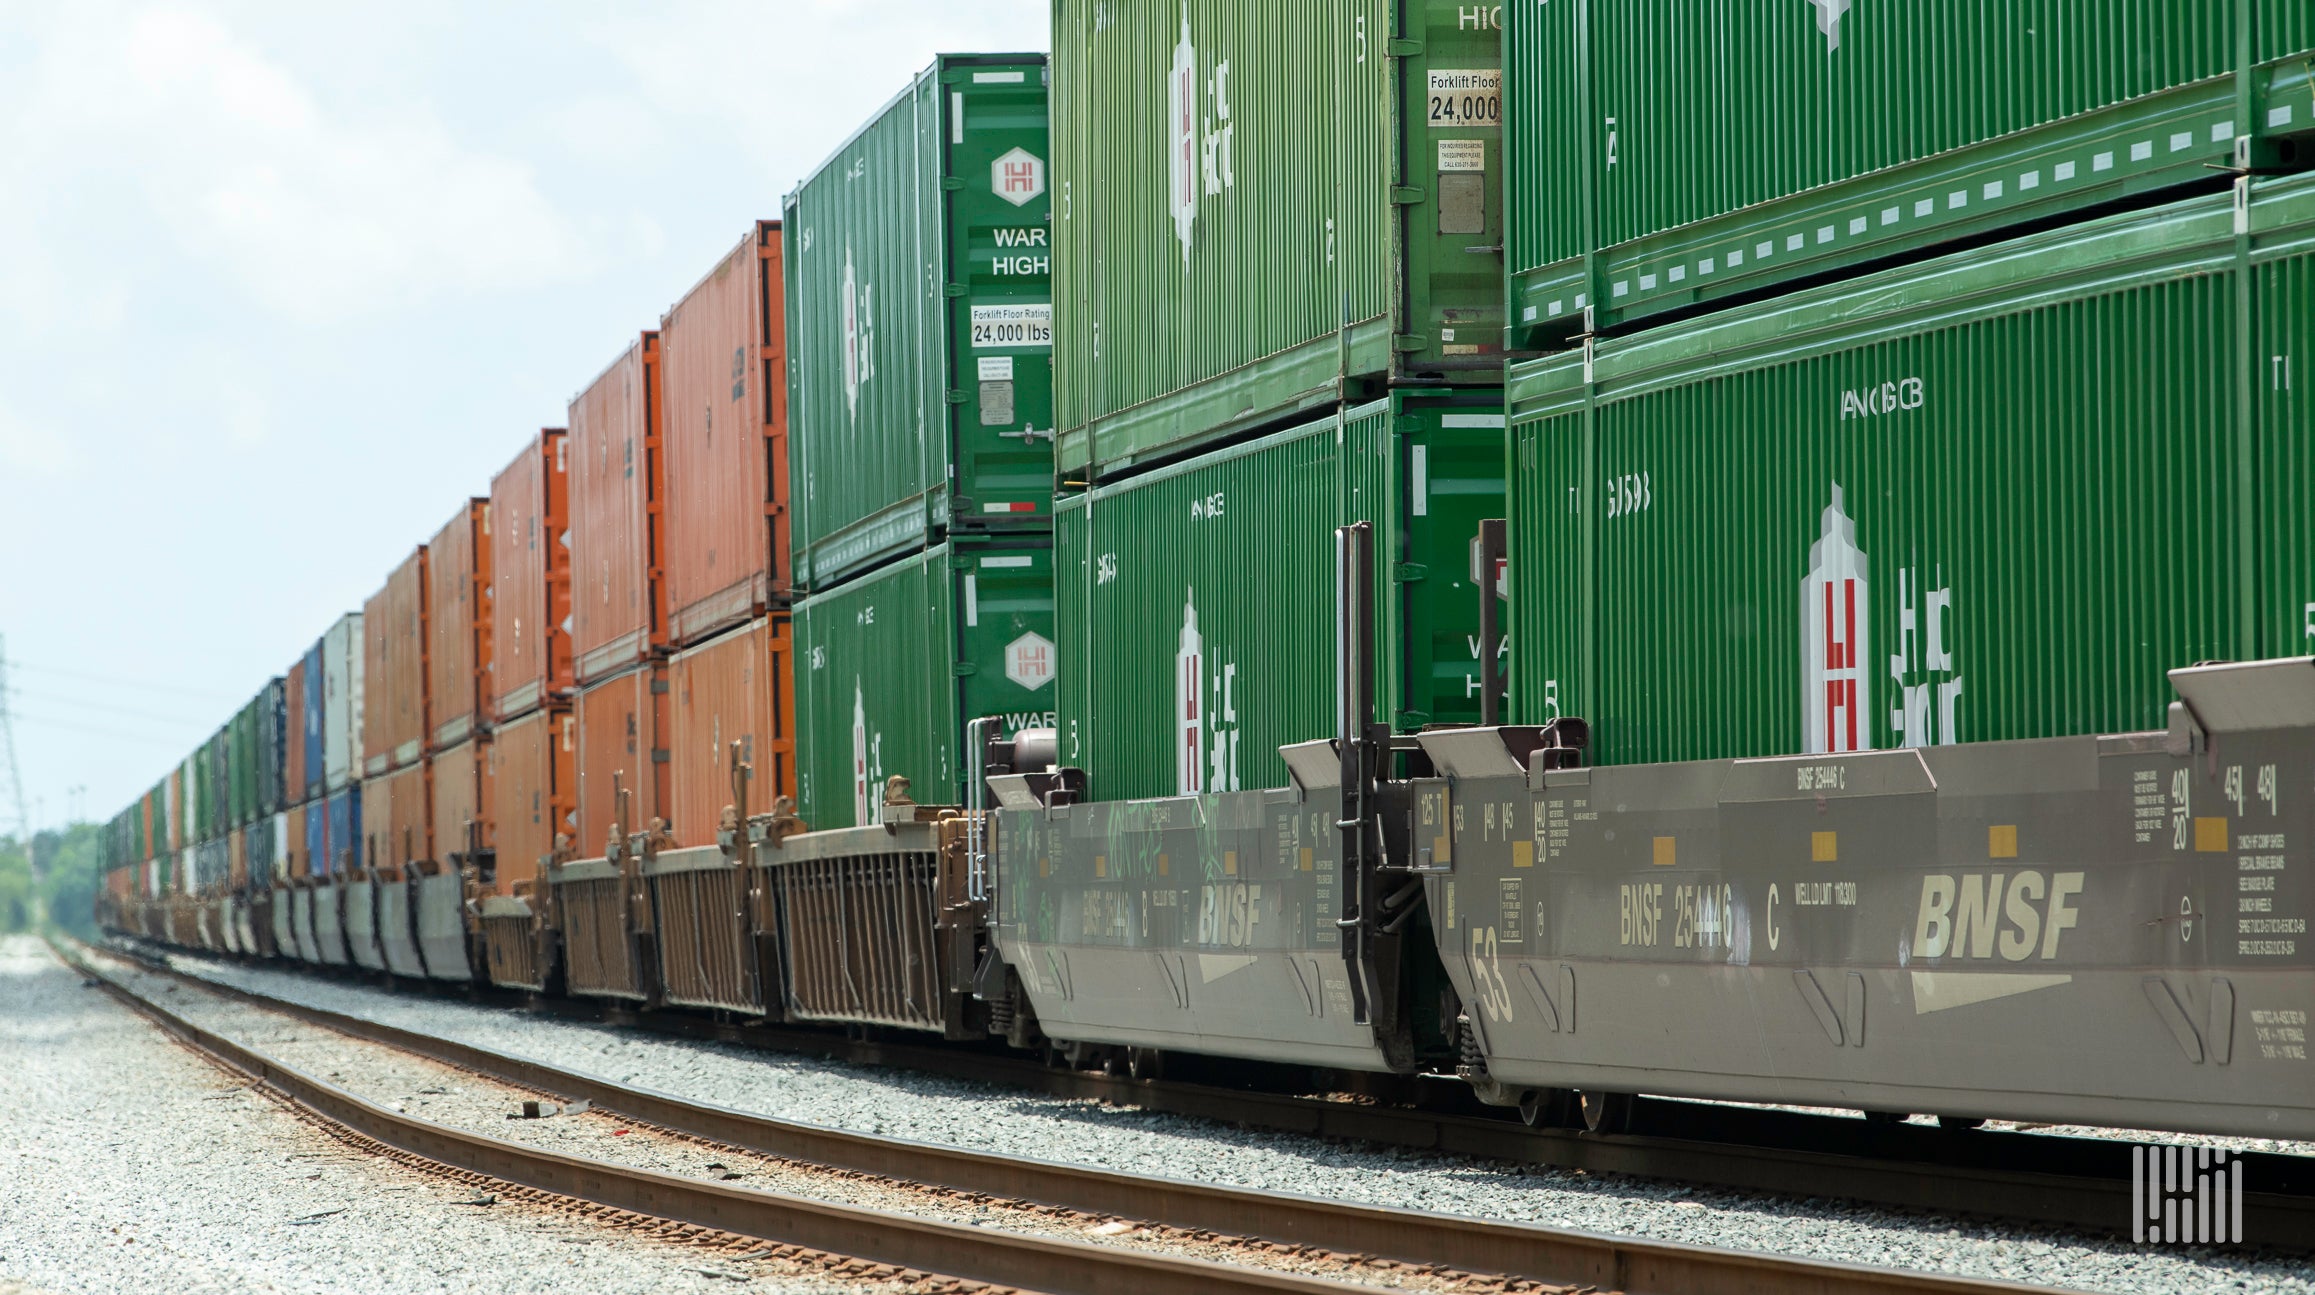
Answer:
[0,0,1049,835]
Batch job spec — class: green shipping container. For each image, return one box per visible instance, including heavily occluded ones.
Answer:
[784,54,1054,591]
[232,698,258,827]
[1057,392,1504,801]
[791,539,1057,829]
[1052,0,1506,475]
[1509,170,2315,767]
[1507,3,2315,344]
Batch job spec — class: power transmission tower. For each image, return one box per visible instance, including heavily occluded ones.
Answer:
[0,634,43,925]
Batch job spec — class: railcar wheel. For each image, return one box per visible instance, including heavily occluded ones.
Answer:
[1578,1090,1633,1135]
[1519,1088,1574,1128]
[1126,1047,1164,1082]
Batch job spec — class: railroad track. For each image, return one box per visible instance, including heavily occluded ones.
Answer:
[68,934,2072,1295]
[164,938,2312,1249]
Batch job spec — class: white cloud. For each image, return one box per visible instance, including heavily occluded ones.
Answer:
[12,3,594,324]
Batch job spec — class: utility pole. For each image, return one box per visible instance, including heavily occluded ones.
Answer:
[0,634,43,926]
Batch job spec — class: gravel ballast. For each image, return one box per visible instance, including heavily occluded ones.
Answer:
[147,944,2314,1295]
[0,938,891,1295]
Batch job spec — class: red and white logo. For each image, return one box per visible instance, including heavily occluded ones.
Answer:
[1801,485,1871,754]
[1004,632,1055,690]
[992,147,1045,207]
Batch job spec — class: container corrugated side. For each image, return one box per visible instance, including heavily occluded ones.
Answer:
[491,429,573,721]
[573,663,668,859]
[230,700,257,827]
[489,706,571,896]
[571,335,667,685]
[301,640,327,798]
[362,760,429,877]
[324,785,362,876]
[1057,392,1503,800]
[258,677,286,816]
[2255,200,2315,660]
[1052,2,1505,473]
[784,54,1054,589]
[667,614,794,846]
[791,538,1054,829]
[1507,172,2315,766]
[363,549,429,775]
[1505,2,2315,340]
[430,735,492,871]
[282,801,309,879]
[284,661,307,805]
[663,222,791,642]
[428,499,492,749]
[323,613,365,793]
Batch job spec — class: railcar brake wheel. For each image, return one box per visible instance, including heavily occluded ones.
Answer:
[1519,1088,1574,1128]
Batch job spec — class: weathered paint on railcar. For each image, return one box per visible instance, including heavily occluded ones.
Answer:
[791,538,1055,830]
[1057,392,1503,802]
[1052,0,1507,474]
[1506,0,2315,341]
[784,54,1053,589]
[1415,665,2315,1140]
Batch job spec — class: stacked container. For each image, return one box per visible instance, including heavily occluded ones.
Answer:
[488,429,575,890]
[321,614,364,795]
[1046,4,1510,800]
[783,54,1060,825]
[428,498,494,881]
[666,615,793,843]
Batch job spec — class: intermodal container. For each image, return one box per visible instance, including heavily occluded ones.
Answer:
[429,499,493,749]
[363,760,430,877]
[1052,2,1506,474]
[1507,171,2315,766]
[573,663,667,860]
[283,801,309,879]
[322,614,365,793]
[784,54,1054,590]
[364,549,429,776]
[284,661,307,805]
[430,735,492,870]
[570,335,667,685]
[244,817,277,887]
[229,829,247,889]
[165,766,182,851]
[792,538,1054,829]
[489,706,573,895]
[1505,2,2315,342]
[324,785,362,877]
[1057,392,1503,800]
[663,222,791,640]
[666,615,794,846]
[233,696,260,825]
[302,639,327,798]
[491,429,572,721]
[258,676,286,817]
[303,800,326,878]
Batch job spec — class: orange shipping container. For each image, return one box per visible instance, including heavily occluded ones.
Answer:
[570,334,666,685]
[430,735,494,873]
[489,707,573,896]
[363,547,430,775]
[661,222,790,643]
[283,801,309,879]
[666,615,794,846]
[228,830,248,888]
[283,660,307,805]
[429,499,494,749]
[362,760,431,878]
[573,663,666,859]
[492,428,572,722]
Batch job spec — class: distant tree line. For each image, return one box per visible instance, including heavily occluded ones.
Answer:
[0,823,103,940]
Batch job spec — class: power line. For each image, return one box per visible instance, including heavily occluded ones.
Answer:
[7,659,245,703]
[10,710,213,746]
[3,685,219,730]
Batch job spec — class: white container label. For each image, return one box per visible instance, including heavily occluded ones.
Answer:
[1426,69,1501,128]
[970,303,1052,349]
[1437,139,1486,172]
[978,355,1016,380]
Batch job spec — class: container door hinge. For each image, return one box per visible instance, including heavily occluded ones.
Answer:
[1385,37,1423,57]
[1390,186,1424,205]
[1392,333,1426,353]
[946,389,969,404]
[953,662,979,677]
[942,177,965,192]
[652,748,671,764]
[945,283,968,298]
[1393,562,1428,582]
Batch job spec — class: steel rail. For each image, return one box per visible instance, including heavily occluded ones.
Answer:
[84,937,2083,1295]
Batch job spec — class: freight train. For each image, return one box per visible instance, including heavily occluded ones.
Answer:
[98,4,2315,1144]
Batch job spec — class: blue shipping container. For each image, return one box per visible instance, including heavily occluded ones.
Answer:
[305,803,328,878]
